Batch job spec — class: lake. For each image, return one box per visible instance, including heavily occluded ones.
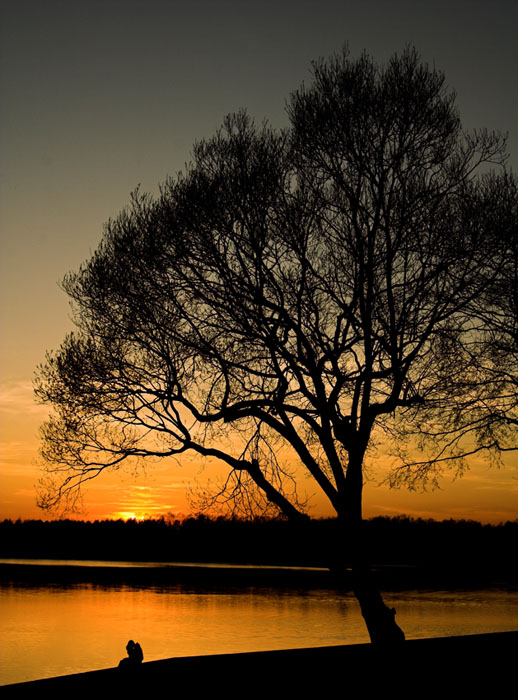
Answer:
[1,560,518,686]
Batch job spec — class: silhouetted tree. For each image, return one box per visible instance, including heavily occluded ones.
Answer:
[465,172,518,439]
[388,170,517,486]
[35,48,514,643]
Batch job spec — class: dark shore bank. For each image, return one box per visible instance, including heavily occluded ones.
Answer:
[1,632,516,696]
[1,558,516,591]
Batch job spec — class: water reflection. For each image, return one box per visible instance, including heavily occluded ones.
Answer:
[1,581,517,686]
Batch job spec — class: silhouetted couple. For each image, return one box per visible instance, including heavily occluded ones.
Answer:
[118,639,144,669]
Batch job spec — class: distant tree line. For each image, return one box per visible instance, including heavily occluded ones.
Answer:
[1,515,516,572]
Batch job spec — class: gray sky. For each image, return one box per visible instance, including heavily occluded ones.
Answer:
[2,0,517,377]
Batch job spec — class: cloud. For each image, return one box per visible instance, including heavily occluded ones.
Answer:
[1,380,49,416]
[0,442,40,474]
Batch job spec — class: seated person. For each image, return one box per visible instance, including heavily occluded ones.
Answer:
[118,639,144,668]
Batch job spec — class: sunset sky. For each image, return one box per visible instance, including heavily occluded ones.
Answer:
[1,0,517,523]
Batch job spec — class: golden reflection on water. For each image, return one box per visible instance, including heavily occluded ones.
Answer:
[1,583,366,685]
[1,583,518,686]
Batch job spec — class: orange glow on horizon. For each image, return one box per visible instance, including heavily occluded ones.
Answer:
[1,379,517,525]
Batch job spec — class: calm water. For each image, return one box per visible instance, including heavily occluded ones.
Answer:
[1,562,518,686]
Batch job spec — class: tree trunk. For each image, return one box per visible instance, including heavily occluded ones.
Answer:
[351,564,405,644]
[338,459,406,644]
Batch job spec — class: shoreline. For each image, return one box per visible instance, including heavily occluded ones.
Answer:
[2,632,517,695]
[1,559,516,590]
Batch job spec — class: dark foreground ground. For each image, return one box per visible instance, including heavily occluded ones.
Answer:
[1,632,516,697]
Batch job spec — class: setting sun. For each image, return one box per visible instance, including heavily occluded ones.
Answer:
[115,512,146,522]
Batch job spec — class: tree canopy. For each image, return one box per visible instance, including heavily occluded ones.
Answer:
[388,169,518,487]
[36,47,515,516]
[35,47,516,641]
